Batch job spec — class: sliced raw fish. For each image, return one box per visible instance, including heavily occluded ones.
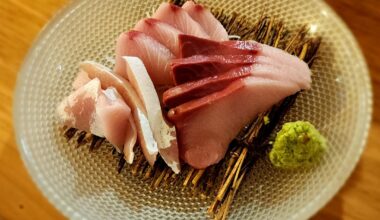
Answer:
[72,70,91,90]
[80,61,158,166]
[57,79,135,158]
[182,1,228,41]
[57,78,101,133]
[163,65,252,108]
[92,87,134,156]
[179,34,260,57]
[152,2,209,39]
[171,55,256,84]
[115,31,175,86]
[123,56,180,173]
[168,53,312,168]
[134,18,183,57]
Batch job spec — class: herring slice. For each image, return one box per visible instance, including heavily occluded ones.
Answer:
[80,61,158,166]
[123,56,180,173]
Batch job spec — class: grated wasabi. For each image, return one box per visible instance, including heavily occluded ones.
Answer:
[269,121,327,169]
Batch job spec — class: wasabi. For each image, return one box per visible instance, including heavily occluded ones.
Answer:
[269,121,327,169]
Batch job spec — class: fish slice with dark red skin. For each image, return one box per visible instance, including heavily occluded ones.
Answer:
[179,34,260,58]
[163,65,252,108]
[171,55,256,84]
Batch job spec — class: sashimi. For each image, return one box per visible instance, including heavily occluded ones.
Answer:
[134,18,183,57]
[171,55,256,84]
[92,87,134,156]
[168,53,312,168]
[72,70,91,90]
[57,78,101,133]
[179,34,260,58]
[80,61,158,166]
[163,66,252,108]
[123,56,180,173]
[57,79,135,157]
[182,1,228,41]
[152,2,209,39]
[115,31,175,86]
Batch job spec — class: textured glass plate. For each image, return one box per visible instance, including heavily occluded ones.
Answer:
[13,0,372,219]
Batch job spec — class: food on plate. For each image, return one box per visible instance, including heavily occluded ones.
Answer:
[182,1,229,41]
[269,121,327,169]
[58,1,324,218]
[79,61,159,166]
[152,2,209,39]
[57,78,137,162]
[115,31,175,86]
[134,18,183,57]
[123,56,180,173]
[170,54,256,84]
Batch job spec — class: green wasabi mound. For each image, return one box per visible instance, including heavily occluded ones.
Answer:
[269,121,327,169]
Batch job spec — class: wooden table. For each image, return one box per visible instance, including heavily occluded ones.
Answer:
[0,0,379,219]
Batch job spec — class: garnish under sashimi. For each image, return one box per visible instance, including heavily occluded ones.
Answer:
[114,31,175,86]
[57,78,135,161]
[182,1,229,41]
[123,56,180,173]
[80,61,158,166]
[179,34,260,58]
[152,2,210,39]
[171,55,256,84]
[134,18,183,57]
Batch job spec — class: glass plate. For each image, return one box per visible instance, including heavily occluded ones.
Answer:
[13,0,372,219]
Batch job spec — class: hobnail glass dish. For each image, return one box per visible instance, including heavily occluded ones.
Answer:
[13,0,372,219]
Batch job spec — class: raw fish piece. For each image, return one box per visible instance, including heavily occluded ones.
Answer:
[123,56,180,173]
[57,78,101,133]
[179,34,259,57]
[134,18,183,57]
[182,1,228,41]
[171,55,256,84]
[57,79,135,158]
[72,70,91,90]
[168,51,312,168]
[163,66,252,108]
[152,2,209,39]
[115,31,175,86]
[80,61,158,166]
[93,87,134,156]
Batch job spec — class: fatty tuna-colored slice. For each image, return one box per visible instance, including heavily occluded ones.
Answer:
[179,34,260,58]
[182,1,228,41]
[134,18,183,57]
[80,61,158,166]
[171,55,256,84]
[163,65,252,108]
[115,31,175,86]
[123,56,180,173]
[152,2,209,39]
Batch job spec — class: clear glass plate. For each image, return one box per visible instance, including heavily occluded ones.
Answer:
[13,0,372,219]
